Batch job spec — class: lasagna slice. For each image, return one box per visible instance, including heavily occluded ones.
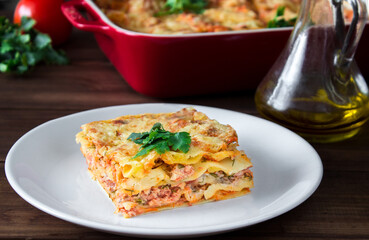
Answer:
[76,108,253,218]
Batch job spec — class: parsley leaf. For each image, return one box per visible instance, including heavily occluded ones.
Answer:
[168,132,191,153]
[127,122,191,158]
[267,6,297,28]
[155,0,208,16]
[0,16,68,74]
[127,132,149,144]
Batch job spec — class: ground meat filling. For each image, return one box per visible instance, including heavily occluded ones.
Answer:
[101,175,117,192]
[212,168,253,184]
[170,164,195,181]
[140,185,184,207]
[120,167,252,212]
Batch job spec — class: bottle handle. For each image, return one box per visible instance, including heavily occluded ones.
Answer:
[336,0,367,69]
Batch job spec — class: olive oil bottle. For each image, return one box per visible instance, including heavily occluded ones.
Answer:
[255,0,369,143]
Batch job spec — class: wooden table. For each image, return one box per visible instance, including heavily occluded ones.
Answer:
[1,15,369,240]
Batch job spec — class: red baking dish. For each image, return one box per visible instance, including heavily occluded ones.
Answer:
[61,0,369,98]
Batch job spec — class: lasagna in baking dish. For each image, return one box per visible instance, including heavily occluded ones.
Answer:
[76,108,253,217]
[94,0,356,35]
[94,0,301,34]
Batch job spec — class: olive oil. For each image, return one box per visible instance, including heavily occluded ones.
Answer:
[255,90,369,142]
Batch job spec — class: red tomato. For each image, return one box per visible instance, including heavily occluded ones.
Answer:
[14,0,72,46]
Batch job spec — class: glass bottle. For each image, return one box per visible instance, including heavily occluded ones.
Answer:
[255,0,369,143]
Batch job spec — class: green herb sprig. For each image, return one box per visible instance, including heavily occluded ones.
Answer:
[0,16,68,74]
[155,0,208,16]
[127,122,191,158]
[267,6,297,28]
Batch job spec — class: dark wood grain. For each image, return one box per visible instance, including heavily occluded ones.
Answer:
[1,11,369,240]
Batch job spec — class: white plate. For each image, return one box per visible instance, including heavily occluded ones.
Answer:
[5,103,323,238]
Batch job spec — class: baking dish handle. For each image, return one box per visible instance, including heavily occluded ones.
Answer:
[61,0,111,34]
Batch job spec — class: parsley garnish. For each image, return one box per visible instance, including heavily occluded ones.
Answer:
[0,16,68,74]
[155,0,208,16]
[127,122,191,158]
[267,6,297,28]
[209,173,218,178]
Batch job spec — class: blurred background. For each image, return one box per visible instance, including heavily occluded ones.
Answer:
[0,0,16,10]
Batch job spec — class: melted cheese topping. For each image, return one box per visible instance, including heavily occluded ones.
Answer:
[77,107,240,178]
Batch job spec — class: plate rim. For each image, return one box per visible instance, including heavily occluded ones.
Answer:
[5,103,323,238]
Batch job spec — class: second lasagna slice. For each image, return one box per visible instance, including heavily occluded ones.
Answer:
[76,107,253,217]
